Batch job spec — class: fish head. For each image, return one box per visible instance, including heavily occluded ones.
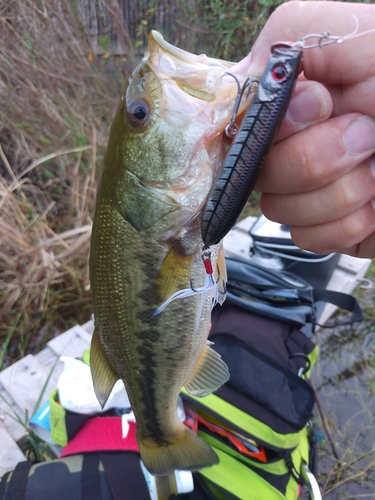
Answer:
[102,31,253,239]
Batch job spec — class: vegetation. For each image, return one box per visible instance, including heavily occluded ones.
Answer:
[0,0,374,493]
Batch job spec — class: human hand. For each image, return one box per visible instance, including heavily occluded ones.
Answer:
[249,1,375,258]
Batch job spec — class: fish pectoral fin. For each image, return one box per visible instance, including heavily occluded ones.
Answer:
[90,329,119,408]
[184,343,229,397]
[157,246,195,302]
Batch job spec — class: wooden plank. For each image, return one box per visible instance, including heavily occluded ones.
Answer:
[0,384,27,442]
[47,324,92,359]
[336,253,369,275]
[0,355,56,418]
[34,346,58,367]
[81,317,95,336]
[0,422,26,476]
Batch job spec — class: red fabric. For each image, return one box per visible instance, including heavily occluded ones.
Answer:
[60,416,139,457]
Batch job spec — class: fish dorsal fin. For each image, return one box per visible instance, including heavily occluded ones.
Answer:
[90,329,119,408]
[184,342,229,397]
[157,245,194,302]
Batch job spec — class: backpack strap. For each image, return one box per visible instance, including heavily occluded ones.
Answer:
[100,452,149,500]
[0,460,34,500]
[0,472,11,500]
[81,453,102,500]
[312,289,363,327]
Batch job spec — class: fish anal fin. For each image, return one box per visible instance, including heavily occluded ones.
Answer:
[157,246,194,302]
[90,329,119,408]
[138,425,219,476]
[184,343,229,397]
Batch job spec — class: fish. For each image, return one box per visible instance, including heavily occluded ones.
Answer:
[89,31,252,476]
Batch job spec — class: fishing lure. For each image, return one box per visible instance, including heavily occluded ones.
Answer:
[202,43,302,246]
[201,18,375,247]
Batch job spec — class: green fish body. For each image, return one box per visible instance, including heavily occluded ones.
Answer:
[89,31,251,476]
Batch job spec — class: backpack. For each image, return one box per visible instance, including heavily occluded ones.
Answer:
[178,255,362,500]
[181,302,320,500]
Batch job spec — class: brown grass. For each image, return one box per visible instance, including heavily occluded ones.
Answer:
[0,0,124,367]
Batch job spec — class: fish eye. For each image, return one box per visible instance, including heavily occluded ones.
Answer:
[127,99,151,127]
[271,64,288,82]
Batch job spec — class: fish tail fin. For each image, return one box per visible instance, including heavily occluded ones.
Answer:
[138,425,219,476]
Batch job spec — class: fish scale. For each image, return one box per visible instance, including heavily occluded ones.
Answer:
[89,30,253,476]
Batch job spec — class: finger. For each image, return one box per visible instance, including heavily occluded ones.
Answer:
[289,200,375,256]
[260,157,375,226]
[344,231,375,259]
[255,114,375,194]
[276,80,332,142]
[326,78,375,118]
[249,1,375,86]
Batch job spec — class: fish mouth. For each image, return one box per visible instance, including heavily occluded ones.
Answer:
[146,31,255,107]
[149,30,235,69]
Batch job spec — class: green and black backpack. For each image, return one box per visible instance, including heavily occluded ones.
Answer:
[182,301,320,500]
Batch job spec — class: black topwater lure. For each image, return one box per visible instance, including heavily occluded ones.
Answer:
[201,18,375,247]
[201,43,302,247]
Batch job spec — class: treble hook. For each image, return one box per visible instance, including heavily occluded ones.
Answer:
[223,73,259,138]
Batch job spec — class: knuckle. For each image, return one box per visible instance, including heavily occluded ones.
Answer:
[339,209,370,247]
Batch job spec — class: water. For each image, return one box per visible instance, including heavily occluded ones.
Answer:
[312,318,375,498]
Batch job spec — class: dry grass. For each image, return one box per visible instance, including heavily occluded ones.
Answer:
[0,0,123,367]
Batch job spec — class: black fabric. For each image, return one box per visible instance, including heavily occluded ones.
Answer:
[212,334,315,430]
[211,303,315,377]
[65,411,92,442]
[281,252,340,289]
[0,471,11,500]
[65,408,131,442]
[81,453,102,500]
[208,303,316,433]
[100,452,149,500]
[312,288,363,326]
[4,461,34,500]
[0,453,210,500]
[225,256,363,328]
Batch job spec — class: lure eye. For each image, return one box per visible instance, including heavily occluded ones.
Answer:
[271,64,288,82]
[127,99,151,127]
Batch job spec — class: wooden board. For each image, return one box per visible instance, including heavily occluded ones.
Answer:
[0,355,57,418]
[0,422,26,476]
[0,383,28,443]
[47,324,92,358]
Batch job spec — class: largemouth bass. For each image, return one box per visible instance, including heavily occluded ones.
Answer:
[89,31,252,476]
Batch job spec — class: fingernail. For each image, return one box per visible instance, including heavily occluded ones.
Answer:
[344,117,375,155]
[287,87,327,125]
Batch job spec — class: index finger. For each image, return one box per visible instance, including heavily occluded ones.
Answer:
[249,1,375,86]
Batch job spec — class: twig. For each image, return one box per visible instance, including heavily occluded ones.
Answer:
[311,380,341,462]
[11,146,93,187]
